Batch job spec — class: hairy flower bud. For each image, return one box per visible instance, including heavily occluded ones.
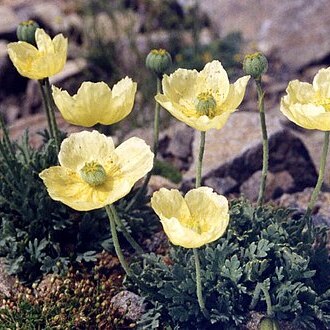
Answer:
[16,20,40,45]
[259,317,280,330]
[243,52,268,79]
[146,49,172,77]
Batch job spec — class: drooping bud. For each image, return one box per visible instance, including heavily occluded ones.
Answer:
[16,20,40,45]
[243,52,268,80]
[146,49,172,77]
[195,92,217,118]
[80,161,107,186]
[259,317,280,330]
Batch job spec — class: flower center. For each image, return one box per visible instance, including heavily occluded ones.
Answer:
[195,92,217,118]
[183,217,202,234]
[80,161,107,186]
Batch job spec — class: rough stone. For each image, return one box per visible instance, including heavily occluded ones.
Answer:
[278,188,330,227]
[148,175,179,194]
[0,258,16,298]
[159,122,194,171]
[110,290,145,322]
[240,171,275,202]
[204,176,237,195]
[200,0,330,71]
[182,110,317,194]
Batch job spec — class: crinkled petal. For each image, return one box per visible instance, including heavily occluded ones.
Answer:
[285,80,315,104]
[39,166,131,211]
[280,99,330,130]
[7,42,42,79]
[185,187,229,239]
[162,69,199,104]
[160,217,209,248]
[156,93,233,131]
[114,137,154,184]
[52,85,78,124]
[220,75,250,110]
[101,77,137,124]
[59,131,115,171]
[198,61,230,104]
[151,188,191,221]
[313,67,330,99]
[35,28,54,53]
[73,82,112,127]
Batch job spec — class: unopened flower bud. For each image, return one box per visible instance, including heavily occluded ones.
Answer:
[146,49,172,77]
[243,52,268,80]
[259,317,280,330]
[16,20,40,45]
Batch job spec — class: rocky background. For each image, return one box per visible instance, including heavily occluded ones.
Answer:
[1,0,330,222]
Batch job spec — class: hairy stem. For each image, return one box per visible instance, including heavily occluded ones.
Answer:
[196,131,206,188]
[125,77,162,211]
[105,204,132,277]
[255,78,269,206]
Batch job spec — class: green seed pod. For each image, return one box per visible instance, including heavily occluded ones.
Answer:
[146,49,172,77]
[243,52,268,80]
[16,20,40,45]
[259,317,281,330]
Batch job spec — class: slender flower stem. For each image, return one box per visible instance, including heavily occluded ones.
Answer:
[305,131,330,229]
[193,130,209,318]
[125,77,162,211]
[196,131,206,188]
[105,204,132,277]
[112,209,144,254]
[38,78,60,152]
[255,78,269,206]
[193,248,209,319]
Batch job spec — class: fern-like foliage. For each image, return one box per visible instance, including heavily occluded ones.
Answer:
[130,198,330,329]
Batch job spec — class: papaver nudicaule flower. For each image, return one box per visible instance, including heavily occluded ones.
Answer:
[155,60,250,131]
[281,67,330,130]
[151,187,229,248]
[39,130,153,211]
[7,28,67,80]
[52,78,137,127]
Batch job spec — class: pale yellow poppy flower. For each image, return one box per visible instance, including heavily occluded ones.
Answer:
[52,78,137,127]
[151,187,229,248]
[7,28,67,80]
[281,67,330,131]
[155,60,250,131]
[39,130,154,211]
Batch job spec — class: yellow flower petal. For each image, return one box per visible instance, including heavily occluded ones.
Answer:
[114,137,154,184]
[281,67,330,130]
[59,130,115,171]
[7,28,67,80]
[156,60,248,131]
[40,130,153,211]
[52,78,137,127]
[220,75,250,111]
[198,61,230,105]
[313,67,330,99]
[151,187,229,248]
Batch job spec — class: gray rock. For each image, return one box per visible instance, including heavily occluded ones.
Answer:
[110,290,145,321]
[182,111,317,194]
[240,171,275,202]
[200,0,330,71]
[204,176,237,195]
[0,258,16,298]
[277,188,330,227]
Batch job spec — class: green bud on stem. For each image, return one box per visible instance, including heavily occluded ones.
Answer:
[243,52,268,80]
[146,49,172,77]
[16,20,40,45]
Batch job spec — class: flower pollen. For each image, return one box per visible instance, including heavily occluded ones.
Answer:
[195,92,217,117]
[80,161,107,186]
